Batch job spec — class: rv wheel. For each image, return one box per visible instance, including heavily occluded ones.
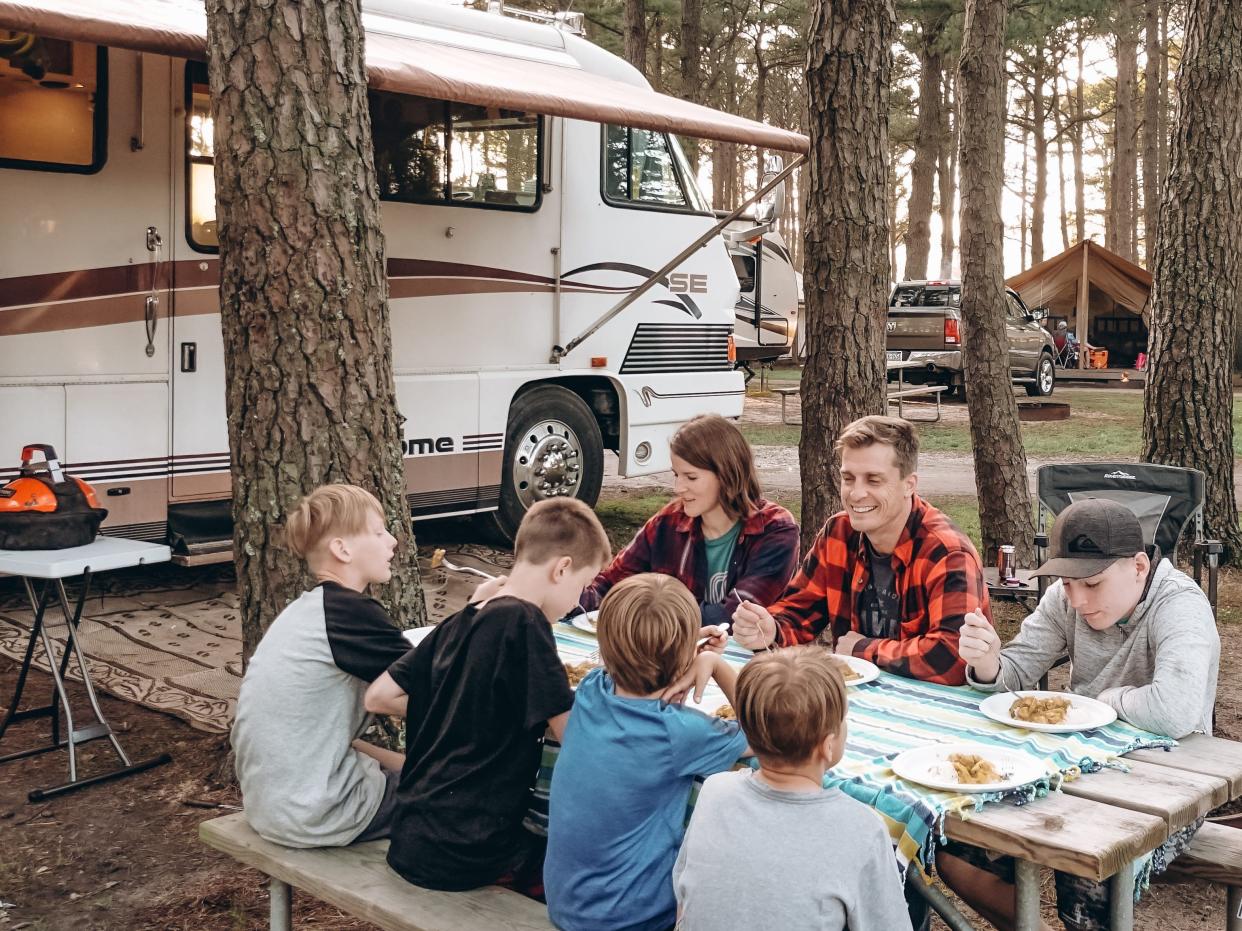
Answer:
[489,385,604,542]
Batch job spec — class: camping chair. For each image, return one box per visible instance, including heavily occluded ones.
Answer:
[1033,462,1223,688]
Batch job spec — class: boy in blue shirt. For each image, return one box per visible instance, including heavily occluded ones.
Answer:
[544,573,748,931]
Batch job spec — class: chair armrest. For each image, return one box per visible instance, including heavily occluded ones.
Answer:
[1034,533,1050,548]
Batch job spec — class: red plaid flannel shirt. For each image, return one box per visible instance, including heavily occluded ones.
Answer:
[766,495,992,685]
[580,498,800,627]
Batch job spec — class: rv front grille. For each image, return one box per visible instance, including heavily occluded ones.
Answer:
[619,324,733,375]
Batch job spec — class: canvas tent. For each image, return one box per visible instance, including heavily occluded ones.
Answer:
[1006,240,1152,369]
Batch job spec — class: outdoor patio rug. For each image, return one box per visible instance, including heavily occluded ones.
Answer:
[0,542,512,734]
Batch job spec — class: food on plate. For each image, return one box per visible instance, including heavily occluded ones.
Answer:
[1009,695,1072,725]
[948,753,1002,785]
[430,548,446,570]
[714,704,736,720]
[564,661,598,687]
[831,658,863,682]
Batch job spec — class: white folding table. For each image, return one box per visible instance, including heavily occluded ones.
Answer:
[0,536,173,801]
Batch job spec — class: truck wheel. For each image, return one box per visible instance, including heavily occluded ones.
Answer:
[488,385,604,542]
[1026,353,1056,397]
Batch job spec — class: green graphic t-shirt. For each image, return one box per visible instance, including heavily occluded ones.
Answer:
[703,521,742,605]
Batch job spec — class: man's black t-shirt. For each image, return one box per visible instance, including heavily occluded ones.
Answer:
[858,539,902,641]
[385,596,574,890]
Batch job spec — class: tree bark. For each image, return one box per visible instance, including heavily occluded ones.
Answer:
[800,0,895,553]
[1019,92,1030,269]
[1141,0,1242,560]
[205,0,427,658]
[904,23,944,280]
[624,0,648,76]
[1110,0,1139,261]
[1031,54,1047,266]
[1054,76,1070,251]
[1143,0,1161,263]
[1075,32,1086,244]
[939,71,957,278]
[958,0,1035,565]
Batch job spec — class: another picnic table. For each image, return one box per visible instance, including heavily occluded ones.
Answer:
[773,359,946,425]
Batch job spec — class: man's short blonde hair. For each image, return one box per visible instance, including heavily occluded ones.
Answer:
[736,648,847,765]
[596,574,699,695]
[513,498,612,570]
[284,484,384,560]
[835,414,919,477]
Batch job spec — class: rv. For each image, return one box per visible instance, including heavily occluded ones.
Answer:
[0,0,805,554]
[727,224,800,374]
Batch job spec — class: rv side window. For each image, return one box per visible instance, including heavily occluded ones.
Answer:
[186,64,216,250]
[602,126,691,209]
[0,34,106,173]
[369,90,541,210]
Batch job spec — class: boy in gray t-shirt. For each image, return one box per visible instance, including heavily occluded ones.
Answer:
[673,648,911,931]
[231,485,410,848]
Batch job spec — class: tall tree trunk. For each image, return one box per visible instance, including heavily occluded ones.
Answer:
[679,0,702,167]
[958,0,1035,564]
[1142,0,1242,560]
[1054,76,1071,250]
[800,0,895,552]
[1111,0,1139,260]
[1143,0,1161,263]
[1075,32,1086,244]
[624,0,648,76]
[904,26,944,280]
[205,0,426,657]
[754,39,769,179]
[1019,93,1030,269]
[1159,0,1169,184]
[939,71,957,277]
[1031,56,1047,266]
[650,14,664,90]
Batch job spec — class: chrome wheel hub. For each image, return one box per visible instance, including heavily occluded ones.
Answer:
[512,419,583,508]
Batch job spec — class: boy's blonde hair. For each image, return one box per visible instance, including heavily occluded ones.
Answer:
[736,648,847,765]
[284,484,384,559]
[835,414,919,477]
[513,497,612,570]
[597,574,699,695]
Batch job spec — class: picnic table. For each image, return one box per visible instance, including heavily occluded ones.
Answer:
[773,359,946,425]
[547,624,1242,931]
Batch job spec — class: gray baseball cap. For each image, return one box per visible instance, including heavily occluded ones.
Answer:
[1031,498,1145,579]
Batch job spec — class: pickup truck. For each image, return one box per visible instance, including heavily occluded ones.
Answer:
[885,280,1057,397]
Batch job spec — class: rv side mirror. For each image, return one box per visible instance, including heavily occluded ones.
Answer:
[755,155,786,224]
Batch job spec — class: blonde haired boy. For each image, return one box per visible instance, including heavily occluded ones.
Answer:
[674,648,912,931]
[232,484,410,848]
[366,497,611,898]
[544,573,748,931]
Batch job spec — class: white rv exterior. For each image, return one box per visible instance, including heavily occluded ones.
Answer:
[727,226,800,366]
[0,2,755,546]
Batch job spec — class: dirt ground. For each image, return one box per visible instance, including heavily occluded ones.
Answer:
[0,578,1237,930]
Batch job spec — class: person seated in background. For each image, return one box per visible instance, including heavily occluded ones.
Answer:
[673,647,912,931]
[939,497,1220,931]
[231,484,411,848]
[544,573,748,931]
[365,498,611,901]
[733,415,992,687]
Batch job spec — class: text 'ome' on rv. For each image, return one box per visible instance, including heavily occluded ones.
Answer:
[0,0,808,555]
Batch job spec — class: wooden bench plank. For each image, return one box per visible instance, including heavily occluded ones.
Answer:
[1059,759,1229,831]
[1161,822,1242,886]
[943,791,1166,881]
[1128,734,1242,796]
[200,814,553,931]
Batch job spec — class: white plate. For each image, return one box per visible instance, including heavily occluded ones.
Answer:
[571,611,599,635]
[979,691,1118,734]
[835,654,880,686]
[401,626,435,648]
[891,742,1049,794]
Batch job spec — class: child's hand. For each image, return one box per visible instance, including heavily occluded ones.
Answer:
[660,651,719,706]
[468,574,507,604]
[958,611,1001,683]
[698,623,730,654]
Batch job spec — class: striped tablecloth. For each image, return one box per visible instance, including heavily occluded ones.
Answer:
[535,623,1176,869]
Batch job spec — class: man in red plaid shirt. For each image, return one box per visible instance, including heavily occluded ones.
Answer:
[733,415,992,686]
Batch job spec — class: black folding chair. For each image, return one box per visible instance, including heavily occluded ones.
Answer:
[1033,462,1223,688]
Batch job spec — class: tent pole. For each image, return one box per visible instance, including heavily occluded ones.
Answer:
[1077,240,1090,369]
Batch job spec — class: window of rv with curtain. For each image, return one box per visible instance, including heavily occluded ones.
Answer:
[369,90,542,210]
[186,64,216,250]
[0,33,106,173]
[602,125,711,214]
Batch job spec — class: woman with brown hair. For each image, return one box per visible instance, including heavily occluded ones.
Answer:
[578,414,800,628]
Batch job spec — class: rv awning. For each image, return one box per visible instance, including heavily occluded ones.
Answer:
[0,0,810,154]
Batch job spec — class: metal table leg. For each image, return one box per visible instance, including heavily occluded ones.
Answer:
[270,877,292,931]
[1015,859,1042,931]
[1108,860,1136,929]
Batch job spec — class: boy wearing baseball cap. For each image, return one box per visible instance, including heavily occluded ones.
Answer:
[941,497,1220,931]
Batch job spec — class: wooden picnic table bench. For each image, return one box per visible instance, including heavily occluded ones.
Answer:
[200,813,554,931]
[771,382,946,426]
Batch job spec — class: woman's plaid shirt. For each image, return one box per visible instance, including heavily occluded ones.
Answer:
[766,495,992,685]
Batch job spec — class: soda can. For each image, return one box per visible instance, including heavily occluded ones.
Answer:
[998,544,1017,582]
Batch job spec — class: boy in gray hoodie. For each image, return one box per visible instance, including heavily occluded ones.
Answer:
[938,497,1220,931]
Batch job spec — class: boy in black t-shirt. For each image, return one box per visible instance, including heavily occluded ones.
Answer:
[366,497,612,898]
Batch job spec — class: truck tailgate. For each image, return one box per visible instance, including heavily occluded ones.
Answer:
[886,308,947,351]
